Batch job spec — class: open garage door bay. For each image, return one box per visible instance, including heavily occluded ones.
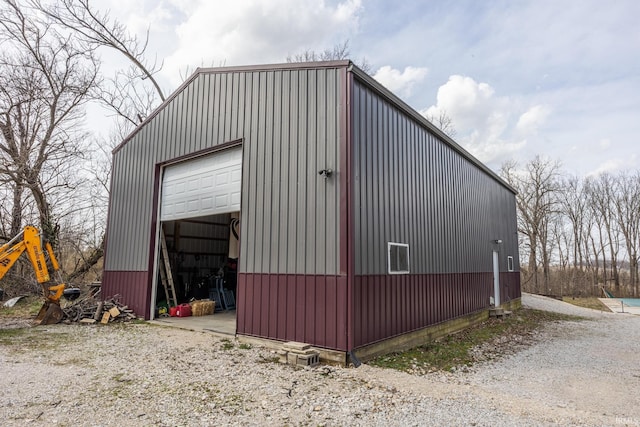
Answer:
[160,147,242,221]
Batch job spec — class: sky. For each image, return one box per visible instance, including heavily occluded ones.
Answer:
[98,0,640,177]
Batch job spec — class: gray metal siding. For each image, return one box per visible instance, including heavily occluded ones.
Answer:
[352,80,519,275]
[105,67,343,276]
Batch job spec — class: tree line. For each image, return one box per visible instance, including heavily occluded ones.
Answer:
[501,157,640,298]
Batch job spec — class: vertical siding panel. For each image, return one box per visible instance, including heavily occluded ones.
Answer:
[295,275,305,342]
[188,77,200,152]
[194,76,212,150]
[270,71,282,273]
[252,274,261,335]
[326,276,337,349]
[305,277,315,342]
[259,274,268,337]
[296,70,309,274]
[224,72,233,142]
[268,275,278,338]
[214,72,223,143]
[286,275,296,341]
[305,70,317,273]
[364,89,373,275]
[315,71,327,274]
[261,71,273,273]
[315,276,326,346]
[204,74,215,149]
[326,70,338,274]
[285,71,298,274]
[277,274,287,339]
[235,73,245,141]
[278,71,290,273]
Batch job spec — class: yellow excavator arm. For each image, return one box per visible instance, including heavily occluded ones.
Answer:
[0,226,66,324]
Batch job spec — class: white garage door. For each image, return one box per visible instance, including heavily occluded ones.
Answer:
[160,147,242,221]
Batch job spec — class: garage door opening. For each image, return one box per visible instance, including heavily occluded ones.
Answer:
[153,213,239,334]
[151,146,242,334]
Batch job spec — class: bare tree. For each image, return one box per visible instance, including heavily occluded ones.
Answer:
[34,0,165,137]
[287,40,372,73]
[425,109,457,138]
[501,157,562,294]
[0,0,99,245]
[586,174,622,293]
[612,172,640,296]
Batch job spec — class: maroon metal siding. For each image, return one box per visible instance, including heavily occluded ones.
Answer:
[353,273,493,348]
[500,271,521,304]
[102,271,151,319]
[237,273,348,351]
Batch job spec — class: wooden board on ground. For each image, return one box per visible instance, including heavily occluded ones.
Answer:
[101,312,111,324]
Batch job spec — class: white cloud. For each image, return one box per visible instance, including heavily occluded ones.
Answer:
[588,154,638,176]
[599,138,611,149]
[420,75,553,166]
[158,0,363,85]
[372,65,428,98]
[516,105,551,135]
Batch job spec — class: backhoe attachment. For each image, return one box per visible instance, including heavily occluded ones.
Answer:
[0,226,66,325]
[35,284,65,325]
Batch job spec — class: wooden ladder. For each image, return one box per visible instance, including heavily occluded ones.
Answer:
[159,230,178,307]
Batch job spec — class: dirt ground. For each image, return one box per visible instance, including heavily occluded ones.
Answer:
[1,294,639,426]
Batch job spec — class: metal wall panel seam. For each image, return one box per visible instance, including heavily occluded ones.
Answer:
[305,69,317,275]
[270,70,282,274]
[278,70,290,274]
[286,70,299,274]
[316,70,327,275]
[260,70,273,273]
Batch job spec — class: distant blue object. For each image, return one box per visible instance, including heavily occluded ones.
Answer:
[618,298,640,307]
[603,289,615,298]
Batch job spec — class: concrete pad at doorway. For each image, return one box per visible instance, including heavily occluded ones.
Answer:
[149,311,236,337]
[599,298,640,315]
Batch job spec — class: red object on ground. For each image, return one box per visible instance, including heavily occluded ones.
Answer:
[176,303,192,317]
[169,306,178,317]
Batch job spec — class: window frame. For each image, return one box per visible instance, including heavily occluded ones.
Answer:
[387,242,410,275]
[507,256,514,272]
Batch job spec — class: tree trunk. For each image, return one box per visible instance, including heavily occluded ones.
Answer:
[10,183,23,237]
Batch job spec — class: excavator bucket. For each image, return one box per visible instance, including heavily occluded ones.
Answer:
[35,300,64,325]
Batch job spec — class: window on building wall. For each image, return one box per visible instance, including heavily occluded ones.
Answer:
[388,242,410,274]
[507,256,514,272]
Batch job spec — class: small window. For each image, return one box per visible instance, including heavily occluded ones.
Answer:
[388,242,410,274]
[507,256,514,272]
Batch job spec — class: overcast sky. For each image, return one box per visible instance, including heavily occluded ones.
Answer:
[101,0,639,176]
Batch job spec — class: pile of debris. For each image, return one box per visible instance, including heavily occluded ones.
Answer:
[62,294,138,324]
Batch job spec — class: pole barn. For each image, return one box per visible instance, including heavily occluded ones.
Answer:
[103,61,520,363]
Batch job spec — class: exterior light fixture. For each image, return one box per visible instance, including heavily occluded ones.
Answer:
[318,169,333,178]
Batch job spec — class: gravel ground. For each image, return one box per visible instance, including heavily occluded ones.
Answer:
[1,294,639,426]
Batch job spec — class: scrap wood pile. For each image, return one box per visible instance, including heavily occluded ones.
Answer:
[62,293,138,324]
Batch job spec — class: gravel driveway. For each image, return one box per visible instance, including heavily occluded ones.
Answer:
[1,294,639,426]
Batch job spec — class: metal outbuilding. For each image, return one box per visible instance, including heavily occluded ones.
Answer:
[103,60,520,361]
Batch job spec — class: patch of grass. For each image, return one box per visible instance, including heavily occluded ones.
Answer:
[221,338,234,351]
[0,296,44,318]
[0,326,74,352]
[562,297,611,311]
[370,308,581,373]
[238,343,251,350]
[0,328,28,343]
